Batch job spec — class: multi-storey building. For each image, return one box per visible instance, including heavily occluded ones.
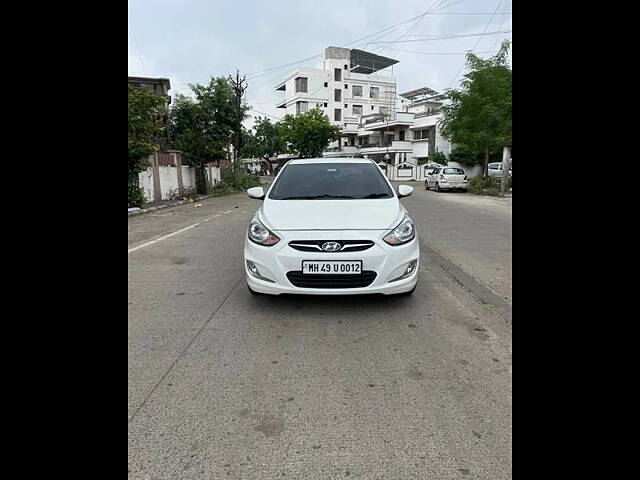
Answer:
[274,47,460,180]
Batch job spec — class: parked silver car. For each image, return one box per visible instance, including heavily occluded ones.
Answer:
[488,162,512,179]
[425,167,469,192]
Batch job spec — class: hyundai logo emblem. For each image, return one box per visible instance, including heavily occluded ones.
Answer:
[321,241,342,252]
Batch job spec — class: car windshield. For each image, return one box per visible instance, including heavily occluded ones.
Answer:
[268,162,394,200]
[444,168,465,174]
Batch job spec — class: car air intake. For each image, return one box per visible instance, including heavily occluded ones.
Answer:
[286,271,377,289]
[288,240,374,252]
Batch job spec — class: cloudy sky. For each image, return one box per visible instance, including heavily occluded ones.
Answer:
[128,0,511,128]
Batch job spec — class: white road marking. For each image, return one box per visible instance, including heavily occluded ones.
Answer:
[128,208,239,253]
[128,223,200,253]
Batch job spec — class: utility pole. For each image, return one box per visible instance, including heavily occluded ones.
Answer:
[229,70,247,170]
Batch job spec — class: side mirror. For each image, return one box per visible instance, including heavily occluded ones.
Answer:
[247,186,265,200]
[397,185,414,198]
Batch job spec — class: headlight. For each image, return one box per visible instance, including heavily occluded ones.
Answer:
[383,215,415,246]
[248,215,280,246]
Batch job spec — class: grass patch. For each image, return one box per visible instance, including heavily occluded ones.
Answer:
[211,173,261,196]
[468,176,511,197]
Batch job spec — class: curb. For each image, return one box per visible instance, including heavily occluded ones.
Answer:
[128,194,215,217]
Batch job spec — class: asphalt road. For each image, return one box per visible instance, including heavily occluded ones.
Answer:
[128,185,512,480]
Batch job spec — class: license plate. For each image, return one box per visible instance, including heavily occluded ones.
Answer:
[302,260,362,275]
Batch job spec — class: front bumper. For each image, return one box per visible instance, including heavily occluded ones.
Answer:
[244,230,419,295]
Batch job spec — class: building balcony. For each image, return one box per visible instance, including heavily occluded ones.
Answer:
[341,123,359,134]
[359,140,412,155]
[323,146,360,157]
[362,111,415,131]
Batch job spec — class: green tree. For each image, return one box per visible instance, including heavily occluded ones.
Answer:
[254,116,285,159]
[279,108,341,158]
[440,40,512,179]
[169,77,248,193]
[128,86,166,207]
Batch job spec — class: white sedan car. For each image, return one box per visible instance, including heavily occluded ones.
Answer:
[425,167,469,192]
[244,158,419,296]
[488,162,512,178]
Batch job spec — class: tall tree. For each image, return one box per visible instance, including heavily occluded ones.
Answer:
[244,116,285,160]
[279,108,340,158]
[169,77,247,192]
[128,86,166,206]
[440,40,512,179]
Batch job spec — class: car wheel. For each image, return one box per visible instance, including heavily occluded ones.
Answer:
[247,283,263,295]
[425,180,429,190]
[435,183,441,192]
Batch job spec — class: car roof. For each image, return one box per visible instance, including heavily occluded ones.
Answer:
[288,158,374,165]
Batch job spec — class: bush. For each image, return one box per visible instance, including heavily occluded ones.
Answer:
[468,176,501,196]
[212,173,261,196]
[166,186,198,202]
[128,180,146,207]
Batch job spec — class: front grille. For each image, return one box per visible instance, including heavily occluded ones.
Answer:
[288,240,374,253]
[286,271,377,289]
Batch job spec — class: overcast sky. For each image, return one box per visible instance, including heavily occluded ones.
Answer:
[128,0,511,128]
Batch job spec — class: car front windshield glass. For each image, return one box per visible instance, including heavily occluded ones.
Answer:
[268,162,394,200]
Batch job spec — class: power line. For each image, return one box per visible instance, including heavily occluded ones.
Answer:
[447,0,505,90]
[419,11,512,15]
[397,49,502,55]
[248,107,282,121]
[370,29,512,44]
[128,14,147,75]
[247,0,467,84]
[491,0,510,52]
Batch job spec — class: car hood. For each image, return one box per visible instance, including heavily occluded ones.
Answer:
[261,198,404,231]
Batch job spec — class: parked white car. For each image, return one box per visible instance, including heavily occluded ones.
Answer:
[423,162,444,176]
[244,158,419,296]
[425,167,469,192]
[488,162,512,178]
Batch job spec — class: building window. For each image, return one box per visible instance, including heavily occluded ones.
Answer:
[294,77,308,93]
[334,89,341,102]
[344,104,348,108]
[399,130,405,141]
[415,129,429,140]
[334,68,341,81]
[379,106,388,116]
[371,105,375,110]
[345,84,348,89]
[334,109,341,121]
[324,82,328,87]
[324,103,328,107]
[296,101,308,114]
[352,85,362,97]
[370,87,380,99]
[353,105,363,115]
[350,137,355,146]
[358,137,364,146]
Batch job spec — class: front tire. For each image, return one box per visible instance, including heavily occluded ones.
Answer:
[425,180,430,190]
[435,183,441,192]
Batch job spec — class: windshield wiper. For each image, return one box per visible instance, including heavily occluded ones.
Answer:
[278,194,355,200]
[359,193,391,199]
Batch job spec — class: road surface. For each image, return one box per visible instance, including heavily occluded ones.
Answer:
[128,186,512,479]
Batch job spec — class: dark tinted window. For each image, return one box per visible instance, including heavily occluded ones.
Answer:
[269,163,394,200]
